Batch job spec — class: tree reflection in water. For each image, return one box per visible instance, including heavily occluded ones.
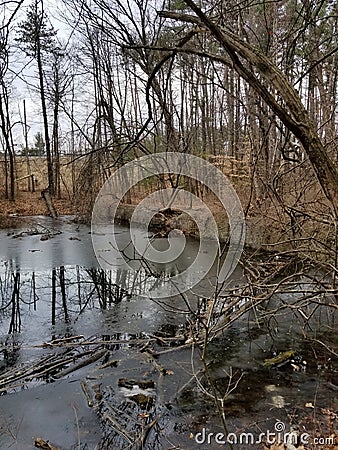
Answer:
[0,263,152,372]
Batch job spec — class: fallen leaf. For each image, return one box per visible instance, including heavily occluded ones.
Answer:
[271,395,285,408]
[34,437,60,450]
[321,408,338,419]
[137,412,150,419]
[305,402,314,408]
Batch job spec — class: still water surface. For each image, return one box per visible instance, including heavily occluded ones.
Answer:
[0,216,336,449]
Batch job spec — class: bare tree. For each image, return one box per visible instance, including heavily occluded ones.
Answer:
[159,0,338,216]
[16,0,60,196]
[0,26,15,201]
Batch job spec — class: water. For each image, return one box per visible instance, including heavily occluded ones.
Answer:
[0,216,219,341]
[0,217,336,449]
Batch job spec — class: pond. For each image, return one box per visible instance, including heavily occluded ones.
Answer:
[0,216,336,449]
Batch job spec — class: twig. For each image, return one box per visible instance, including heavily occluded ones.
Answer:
[80,381,94,407]
[34,338,156,349]
[73,404,81,449]
[53,349,108,379]
[101,411,135,444]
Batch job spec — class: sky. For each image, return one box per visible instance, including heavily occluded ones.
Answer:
[3,0,74,150]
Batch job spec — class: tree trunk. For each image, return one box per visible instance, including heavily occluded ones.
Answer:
[0,92,15,201]
[23,99,32,191]
[52,87,61,198]
[41,189,57,218]
[37,37,54,196]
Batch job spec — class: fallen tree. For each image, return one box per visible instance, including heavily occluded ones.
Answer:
[159,1,338,217]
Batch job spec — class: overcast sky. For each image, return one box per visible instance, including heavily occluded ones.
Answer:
[5,0,74,150]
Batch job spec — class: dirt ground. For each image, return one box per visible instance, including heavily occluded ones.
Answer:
[0,190,76,228]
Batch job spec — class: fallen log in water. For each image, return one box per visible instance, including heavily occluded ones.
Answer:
[0,339,108,392]
[53,348,108,379]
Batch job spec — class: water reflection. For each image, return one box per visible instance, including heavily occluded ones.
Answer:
[0,261,201,346]
[0,264,147,329]
[0,223,336,450]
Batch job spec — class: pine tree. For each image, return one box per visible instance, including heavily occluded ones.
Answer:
[16,0,59,195]
[33,131,45,156]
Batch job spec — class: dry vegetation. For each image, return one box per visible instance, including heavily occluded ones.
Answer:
[0,155,84,227]
[0,190,75,228]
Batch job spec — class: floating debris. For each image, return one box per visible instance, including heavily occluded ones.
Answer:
[263,350,295,368]
[12,223,62,239]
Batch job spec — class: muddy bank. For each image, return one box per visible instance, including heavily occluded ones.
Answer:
[114,203,228,240]
[114,203,284,250]
[0,191,75,229]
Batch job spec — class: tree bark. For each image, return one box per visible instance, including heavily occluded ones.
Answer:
[41,189,57,218]
[0,92,15,201]
[36,33,54,196]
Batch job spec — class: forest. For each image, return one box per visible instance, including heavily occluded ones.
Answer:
[0,0,337,449]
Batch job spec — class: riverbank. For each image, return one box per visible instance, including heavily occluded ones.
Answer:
[113,202,292,251]
[0,190,75,228]
[0,189,333,260]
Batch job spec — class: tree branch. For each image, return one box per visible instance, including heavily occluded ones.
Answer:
[159,0,338,216]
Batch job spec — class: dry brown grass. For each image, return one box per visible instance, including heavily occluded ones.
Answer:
[0,190,76,228]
